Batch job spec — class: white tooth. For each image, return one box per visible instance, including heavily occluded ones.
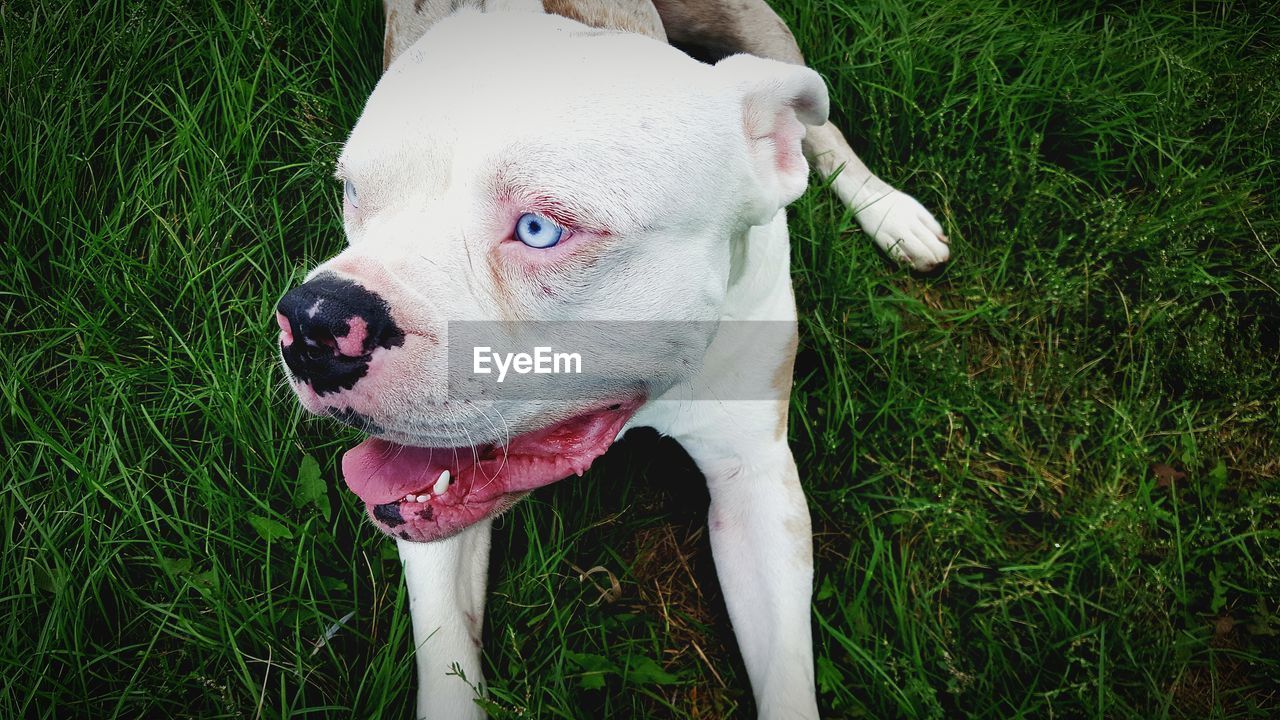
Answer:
[405,494,415,502]
[433,470,451,496]
[416,495,430,503]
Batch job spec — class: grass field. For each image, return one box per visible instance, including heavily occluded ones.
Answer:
[3,0,1279,717]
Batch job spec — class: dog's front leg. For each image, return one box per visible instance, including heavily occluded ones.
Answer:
[397,518,492,720]
[697,444,819,720]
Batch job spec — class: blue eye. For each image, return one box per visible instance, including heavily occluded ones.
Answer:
[515,213,563,248]
[344,179,359,208]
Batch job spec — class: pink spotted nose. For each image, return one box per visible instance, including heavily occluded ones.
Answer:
[275,312,294,346]
[275,273,404,395]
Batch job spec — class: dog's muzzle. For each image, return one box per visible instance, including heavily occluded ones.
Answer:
[275,273,405,394]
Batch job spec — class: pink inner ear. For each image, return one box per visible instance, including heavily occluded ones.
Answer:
[770,106,807,177]
[746,103,809,207]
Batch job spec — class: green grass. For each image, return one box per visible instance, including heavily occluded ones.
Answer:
[2,0,1278,717]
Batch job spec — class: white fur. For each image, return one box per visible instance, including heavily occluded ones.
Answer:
[322,11,825,719]
[397,521,492,718]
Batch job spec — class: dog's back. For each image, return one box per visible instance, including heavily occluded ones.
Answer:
[382,0,666,71]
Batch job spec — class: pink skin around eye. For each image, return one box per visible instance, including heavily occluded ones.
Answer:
[498,218,600,270]
[491,195,614,269]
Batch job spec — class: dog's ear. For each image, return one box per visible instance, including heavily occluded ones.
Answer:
[715,54,830,225]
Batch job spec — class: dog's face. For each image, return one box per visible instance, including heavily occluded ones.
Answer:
[276,10,827,541]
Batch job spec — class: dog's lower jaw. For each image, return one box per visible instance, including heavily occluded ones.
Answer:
[399,524,492,720]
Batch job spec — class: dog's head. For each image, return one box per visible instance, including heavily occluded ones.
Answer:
[276,10,828,541]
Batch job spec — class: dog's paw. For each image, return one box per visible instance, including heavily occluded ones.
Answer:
[854,190,951,272]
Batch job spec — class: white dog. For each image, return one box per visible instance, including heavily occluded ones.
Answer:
[276,2,949,717]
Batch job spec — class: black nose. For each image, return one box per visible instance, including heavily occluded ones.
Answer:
[275,273,405,394]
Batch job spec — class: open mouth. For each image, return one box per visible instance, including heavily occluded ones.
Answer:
[341,397,644,542]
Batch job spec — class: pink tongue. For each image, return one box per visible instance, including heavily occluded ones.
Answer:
[341,440,455,505]
[340,402,641,508]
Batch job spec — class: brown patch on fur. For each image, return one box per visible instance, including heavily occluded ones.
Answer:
[784,513,813,566]
[652,0,742,57]
[542,0,666,40]
[772,325,798,439]
[382,9,398,72]
[463,611,483,648]
[779,460,812,566]
[653,0,802,64]
[484,250,521,323]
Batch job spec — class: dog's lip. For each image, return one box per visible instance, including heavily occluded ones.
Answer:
[341,395,645,541]
[367,427,495,449]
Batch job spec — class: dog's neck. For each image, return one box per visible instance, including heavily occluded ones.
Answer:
[383,1,667,72]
